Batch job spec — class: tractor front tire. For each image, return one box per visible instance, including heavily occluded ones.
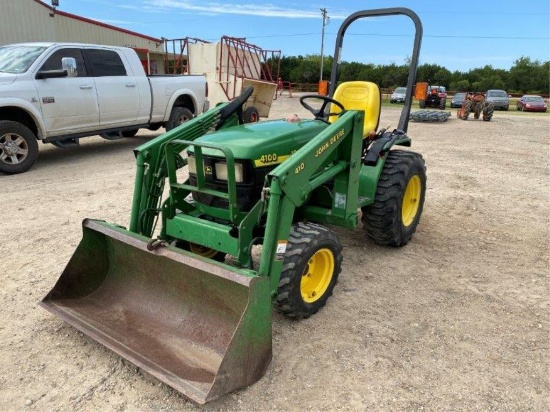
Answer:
[276,222,342,319]
[361,150,426,247]
[174,240,226,262]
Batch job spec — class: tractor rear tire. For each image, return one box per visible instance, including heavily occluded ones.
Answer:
[483,101,494,121]
[276,222,342,319]
[361,150,426,247]
[458,100,471,120]
[473,102,482,119]
[439,98,446,110]
[419,100,426,109]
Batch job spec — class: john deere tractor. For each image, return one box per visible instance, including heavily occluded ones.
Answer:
[41,7,426,404]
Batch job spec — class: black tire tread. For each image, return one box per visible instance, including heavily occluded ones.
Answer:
[166,107,194,131]
[361,150,426,247]
[483,101,494,121]
[459,100,471,120]
[275,222,342,319]
[0,120,39,175]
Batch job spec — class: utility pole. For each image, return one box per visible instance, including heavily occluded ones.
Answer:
[320,8,329,81]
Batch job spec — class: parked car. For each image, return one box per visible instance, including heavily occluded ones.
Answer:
[390,86,407,103]
[0,42,209,174]
[485,89,509,111]
[450,92,466,108]
[516,95,547,112]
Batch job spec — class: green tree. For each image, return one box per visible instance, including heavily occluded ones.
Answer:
[278,53,549,94]
[449,79,470,91]
[509,57,548,94]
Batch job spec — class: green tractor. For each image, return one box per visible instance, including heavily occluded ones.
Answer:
[41,7,426,404]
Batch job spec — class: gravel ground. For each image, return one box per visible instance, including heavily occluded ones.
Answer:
[1,94,548,411]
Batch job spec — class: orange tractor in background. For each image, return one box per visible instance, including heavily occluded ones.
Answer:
[457,92,494,121]
[415,82,447,110]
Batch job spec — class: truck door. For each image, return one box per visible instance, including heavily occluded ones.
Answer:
[84,48,140,126]
[34,48,99,134]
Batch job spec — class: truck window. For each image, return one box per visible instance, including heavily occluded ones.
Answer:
[39,48,88,77]
[0,45,47,74]
[85,49,127,77]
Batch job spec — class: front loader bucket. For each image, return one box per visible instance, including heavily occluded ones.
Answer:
[40,219,272,404]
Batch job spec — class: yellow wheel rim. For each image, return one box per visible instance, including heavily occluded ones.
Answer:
[402,175,421,227]
[189,243,220,259]
[301,248,334,303]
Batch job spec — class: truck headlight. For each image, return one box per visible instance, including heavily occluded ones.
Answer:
[215,162,244,183]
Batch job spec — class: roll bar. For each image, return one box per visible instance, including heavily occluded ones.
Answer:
[328,7,423,133]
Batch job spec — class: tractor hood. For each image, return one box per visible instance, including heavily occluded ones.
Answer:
[191,119,326,164]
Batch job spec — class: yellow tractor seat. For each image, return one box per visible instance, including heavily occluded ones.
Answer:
[329,81,381,137]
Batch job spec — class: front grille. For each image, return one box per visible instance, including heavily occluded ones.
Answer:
[189,175,259,211]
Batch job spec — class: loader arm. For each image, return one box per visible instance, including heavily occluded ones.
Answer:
[258,110,364,291]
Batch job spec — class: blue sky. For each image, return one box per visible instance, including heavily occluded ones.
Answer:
[58,0,549,72]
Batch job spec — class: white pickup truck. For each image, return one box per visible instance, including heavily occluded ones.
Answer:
[0,42,209,174]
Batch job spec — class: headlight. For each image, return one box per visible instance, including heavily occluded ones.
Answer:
[215,162,244,183]
[187,156,196,174]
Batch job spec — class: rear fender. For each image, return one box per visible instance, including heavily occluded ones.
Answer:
[358,135,411,207]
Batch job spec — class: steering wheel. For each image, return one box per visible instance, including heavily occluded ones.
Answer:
[215,86,254,129]
[299,94,346,123]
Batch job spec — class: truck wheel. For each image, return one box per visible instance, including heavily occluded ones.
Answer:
[243,106,260,123]
[166,107,194,131]
[0,121,39,175]
[275,222,342,319]
[361,150,426,247]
